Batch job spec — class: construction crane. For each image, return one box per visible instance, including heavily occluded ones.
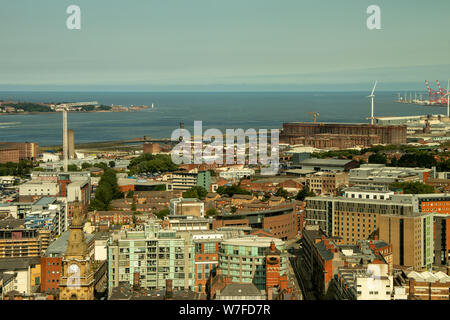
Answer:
[307,111,319,123]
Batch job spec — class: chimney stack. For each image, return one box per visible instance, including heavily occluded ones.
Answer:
[133,272,140,291]
[165,279,173,299]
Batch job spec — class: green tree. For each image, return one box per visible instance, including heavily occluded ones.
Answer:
[126,190,134,198]
[67,164,79,172]
[275,187,289,199]
[183,186,208,200]
[94,162,108,170]
[81,162,92,169]
[216,184,251,197]
[153,184,166,191]
[296,188,316,201]
[368,153,387,165]
[88,169,121,211]
[109,161,116,168]
[390,181,435,194]
[206,208,218,217]
[128,154,178,175]
[155,208,170,219]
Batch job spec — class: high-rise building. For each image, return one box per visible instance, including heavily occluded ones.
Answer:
[0,218,51,259]
[197,170,211,191]
[107,224,193,296]
[434,215,450,265]
[218,236,287,291]
[378,212,434,271]
[306,195,434,270]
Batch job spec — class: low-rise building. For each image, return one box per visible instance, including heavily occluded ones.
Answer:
[306,171,348,195]
[349,164,432,187]
[394,270,450,300]
[0,257,41,296]
[170,198,205,217]
[213,205,299,240]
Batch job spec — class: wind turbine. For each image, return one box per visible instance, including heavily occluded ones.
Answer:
[367,81,378,125]
[446,79,450,118]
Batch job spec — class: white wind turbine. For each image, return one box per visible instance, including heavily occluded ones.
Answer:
[367,81,378,125]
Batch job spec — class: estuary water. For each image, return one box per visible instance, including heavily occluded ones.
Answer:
[0,91,437,146]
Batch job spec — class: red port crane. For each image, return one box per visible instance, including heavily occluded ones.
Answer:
[425,80,445,105]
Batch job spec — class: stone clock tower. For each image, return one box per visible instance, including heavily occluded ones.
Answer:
[59,202,95,300]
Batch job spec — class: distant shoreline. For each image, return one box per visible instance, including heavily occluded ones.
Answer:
[0,110,137,116]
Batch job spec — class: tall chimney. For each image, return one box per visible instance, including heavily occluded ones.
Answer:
[62,109,68,172]
[165,279,173,299]
[133,272,140,291]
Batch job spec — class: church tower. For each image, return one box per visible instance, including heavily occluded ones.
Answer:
[265,241,282,292]
[59,202,95,300]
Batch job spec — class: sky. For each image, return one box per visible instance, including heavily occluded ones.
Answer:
[0,0,449,91]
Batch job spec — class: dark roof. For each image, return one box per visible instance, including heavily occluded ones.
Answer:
[299,158,354,166]
[315,240,334,261]
[109,282,204,300]
[44,230,94,257]
[0,218,25,229]
[0,257,41,271]
[219,283,263,297]
[232,194,254,200]
[0,272,16,284]
[373,240,390,249]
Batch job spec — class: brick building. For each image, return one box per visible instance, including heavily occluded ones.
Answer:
[0,142,38,162]
[0,148,20,164]
[279,122,407,147]
[212,205,299,240]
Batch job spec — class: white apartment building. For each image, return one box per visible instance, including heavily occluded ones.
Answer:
[218,168,255,181]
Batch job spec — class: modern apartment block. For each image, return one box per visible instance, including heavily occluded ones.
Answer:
[190,229,244,293]
[197,170,211,191]
[342,185,394,201]
[25,197,68,236]
[167,172,198,191]
[107,224,193,296]
[0,219,51,259]
[305,195,434,270]
[378,212,434,271]
[218,236,287,291]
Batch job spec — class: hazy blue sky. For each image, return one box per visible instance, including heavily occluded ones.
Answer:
[0,0,449,91]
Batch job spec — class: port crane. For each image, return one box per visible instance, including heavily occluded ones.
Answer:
[425,80,448,105]
[306,111,319,123]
